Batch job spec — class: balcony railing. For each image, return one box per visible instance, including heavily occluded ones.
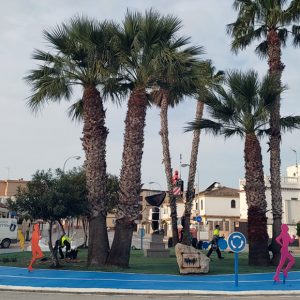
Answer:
[240,176,299,189]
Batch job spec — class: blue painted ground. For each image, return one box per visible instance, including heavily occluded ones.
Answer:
[0,266,300,292]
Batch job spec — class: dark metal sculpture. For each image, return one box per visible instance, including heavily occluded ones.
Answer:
[145,192,166,233]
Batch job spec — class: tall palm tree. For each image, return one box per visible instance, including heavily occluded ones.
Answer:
[182,61,224,245]
[106,10,192,267]
[153,50,203,246]
[186,70,300,265]
[25,17,118,266]
[227,0,300,264]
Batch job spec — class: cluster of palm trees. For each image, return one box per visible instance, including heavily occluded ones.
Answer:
[25,2,300,268]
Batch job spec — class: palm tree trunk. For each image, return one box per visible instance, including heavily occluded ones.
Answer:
[267,29,285,265]
[159,91,179,245]
[182,100,204,245]
[107,88,148,267]
[244,134,270,266]
[82,85,109,266]
[81,216,88,248]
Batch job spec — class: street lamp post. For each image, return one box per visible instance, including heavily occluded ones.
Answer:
[181,163,199,194]
[63,156,81,173]
[148,181,162,191]
[291,148,298,177]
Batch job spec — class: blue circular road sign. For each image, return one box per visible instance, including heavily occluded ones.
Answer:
[196,216,202,222]
[218,239,228,251]
[228,232,246,253]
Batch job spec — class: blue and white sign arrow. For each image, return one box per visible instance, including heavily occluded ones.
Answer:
[227,232,247,287]
[228,232,246,253]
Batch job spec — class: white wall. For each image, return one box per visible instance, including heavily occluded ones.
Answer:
[202,196,240,217]
[240,166,300,225]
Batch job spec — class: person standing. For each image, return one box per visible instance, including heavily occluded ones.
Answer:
[25,218,31,241]
[207,224,224,259]
[17,229,25,251]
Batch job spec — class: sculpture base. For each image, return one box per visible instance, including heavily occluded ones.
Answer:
[144,233,170,257]
[144,248,170,257]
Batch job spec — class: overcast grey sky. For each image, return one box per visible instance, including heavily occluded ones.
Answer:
[0,0,299,190]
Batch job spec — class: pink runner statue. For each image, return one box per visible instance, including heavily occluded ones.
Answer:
[273,224,295,283]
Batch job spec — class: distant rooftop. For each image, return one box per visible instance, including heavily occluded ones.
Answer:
[199,182,239,197]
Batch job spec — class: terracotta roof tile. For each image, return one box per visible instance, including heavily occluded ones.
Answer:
[199,186,240,197]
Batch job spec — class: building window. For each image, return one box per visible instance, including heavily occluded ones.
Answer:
[201,200,203,210]
[231,199,236,208]
[195,202,199,210]
[291,198,298,200]
[225,221,229,231]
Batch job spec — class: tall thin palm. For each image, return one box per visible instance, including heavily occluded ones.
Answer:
[106,10,192,267]
[228,0,300,264]
[25,17,118,266]
[182,61,224,245]
[186,70,300,265]
[153,48,203,246]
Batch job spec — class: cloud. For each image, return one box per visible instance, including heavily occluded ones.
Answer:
[0,0,299,192]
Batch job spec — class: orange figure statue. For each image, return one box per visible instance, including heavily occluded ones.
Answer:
[273,224,295,283]
[28,223,43,272]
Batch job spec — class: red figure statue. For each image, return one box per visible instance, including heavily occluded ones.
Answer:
[172,170,179,185]
[273,224,296,283]
[28,223,44,272]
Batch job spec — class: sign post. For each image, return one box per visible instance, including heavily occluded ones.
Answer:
[138,228,145,250]
[227,232,247,287]
[196,216,202,240]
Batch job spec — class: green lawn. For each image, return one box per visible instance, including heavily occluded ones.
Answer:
[0,249,299,275]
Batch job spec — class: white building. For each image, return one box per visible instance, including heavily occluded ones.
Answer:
[191,182,240,239]
[239,165,300,236]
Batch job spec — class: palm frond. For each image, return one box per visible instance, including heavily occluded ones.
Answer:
[292,25,300,46]
[255,40,268,58]
[102,76,130,104]
[227,70,259,110]
[257,128,272,137]
[259,73,286,109]
[285,0,300,23]
[223,128,244,138]
[280,116,300,132]
[278,28,288,47]
[67,99,84,122]
[43,24,69,53]
[184,118,223,134]
[25,65,72,113]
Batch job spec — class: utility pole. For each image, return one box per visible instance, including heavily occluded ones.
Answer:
[291,148,298,177]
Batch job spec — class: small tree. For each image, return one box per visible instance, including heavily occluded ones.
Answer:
[12,169,89,268]
[11,168,120,266]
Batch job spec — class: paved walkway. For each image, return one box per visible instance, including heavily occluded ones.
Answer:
[0,266,300,295]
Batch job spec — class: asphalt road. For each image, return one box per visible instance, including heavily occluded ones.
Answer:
[2,292,300,300]
[0,231,151,254]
